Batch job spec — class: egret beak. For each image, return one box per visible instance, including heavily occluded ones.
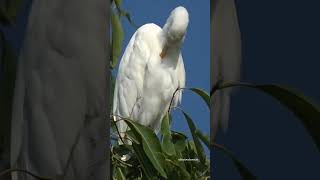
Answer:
[160,44,168,59]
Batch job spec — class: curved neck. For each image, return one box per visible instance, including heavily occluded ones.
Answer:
[160,26,182,68]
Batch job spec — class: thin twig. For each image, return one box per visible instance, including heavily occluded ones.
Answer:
[210,81,251,97]
[167,87,185,114]
[110,115,138,144]
[111,116,126,145]
[130,97,141,117]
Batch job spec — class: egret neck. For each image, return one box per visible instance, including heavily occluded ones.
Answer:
[159,40,181,68]
[159,6,189,63]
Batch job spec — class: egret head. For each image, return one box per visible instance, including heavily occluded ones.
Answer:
[161,6,189,58]
[164,6,189,44]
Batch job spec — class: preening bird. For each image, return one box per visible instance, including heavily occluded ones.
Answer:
[113,6,189,149]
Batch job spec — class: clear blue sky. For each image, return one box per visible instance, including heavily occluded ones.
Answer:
[116,0,210,154]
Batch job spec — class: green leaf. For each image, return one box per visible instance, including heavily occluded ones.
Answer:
[162,134,176,156]
[123,119,167,178]
[189,88,210,108]
[171,131,187,152]
[132,143,158,179]
[113,0,138,29]
[183,141,200,175]
[0,0,23,25]
[213,143,257,180]
[177,166,192,180]
[166,158,191,180]
[216,82,320,151]
[110,9,124,69]
[113,144,132,157]
[195,129,210,148]
[160,113,169,135]
[187,141,197,157]
[160,115,175,156]
[114,167,126,180]
[114,0,122,7]
[119,11,138,29]
[126,130,140,144]
[180,110,206,165]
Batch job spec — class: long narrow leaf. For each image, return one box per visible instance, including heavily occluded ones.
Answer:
[195,129,210,148]
[171,131,187,153]
[160,114,176,156]
[215,82,320,151]
[119,11,138,29]
[213,143,257,180]
[179,110,206,165]
[132,143,157,179]
[189,88,210,108]
[114,167,126,180]
[111,9,124,69]
[123,119,167,178]
[113,0,137,28]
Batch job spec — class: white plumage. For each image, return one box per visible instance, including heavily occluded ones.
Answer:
[211,0,241,142]
[113,6,189,148]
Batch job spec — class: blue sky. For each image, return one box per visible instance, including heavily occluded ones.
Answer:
[115,0,210,153]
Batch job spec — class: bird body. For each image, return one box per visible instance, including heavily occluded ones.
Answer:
[211,0,241,142]
[113,6,188,145]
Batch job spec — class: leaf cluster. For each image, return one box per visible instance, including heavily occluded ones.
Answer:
[111,107,211,179]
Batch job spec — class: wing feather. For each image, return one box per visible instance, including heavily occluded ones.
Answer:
[173,54,186,107]
[113,24,161,144]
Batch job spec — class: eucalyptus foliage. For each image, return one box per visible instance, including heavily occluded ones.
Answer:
[111,106,211,179]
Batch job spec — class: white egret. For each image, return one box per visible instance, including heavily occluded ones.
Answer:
[211,0,241,142]
[113,6,188,152]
